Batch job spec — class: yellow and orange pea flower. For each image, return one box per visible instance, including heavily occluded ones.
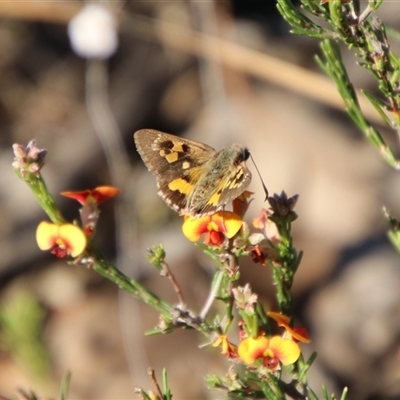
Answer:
[268,311,311,343]
[238,335,301,370]
[36,221,87,258]
[182,211,242,246]
[212,334,238,359]
[61,185,120,205]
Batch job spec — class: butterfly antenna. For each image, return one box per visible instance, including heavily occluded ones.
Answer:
[249,152,269,200]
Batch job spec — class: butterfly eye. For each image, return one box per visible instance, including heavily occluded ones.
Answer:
[235,148,250,164]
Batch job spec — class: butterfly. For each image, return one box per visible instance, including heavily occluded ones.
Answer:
[134,129,253,217]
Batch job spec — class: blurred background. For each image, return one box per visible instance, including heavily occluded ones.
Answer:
[1,1,400,399]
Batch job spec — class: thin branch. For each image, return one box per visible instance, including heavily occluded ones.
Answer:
[160,260,186,306]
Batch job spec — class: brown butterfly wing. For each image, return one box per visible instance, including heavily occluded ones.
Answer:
[134,129,215,214]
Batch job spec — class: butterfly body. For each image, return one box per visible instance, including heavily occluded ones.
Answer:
[134,129,251,217]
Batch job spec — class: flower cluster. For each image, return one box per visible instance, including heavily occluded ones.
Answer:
[12,140,47,177]
[13,136,314,398]
[180,191,255,247]
[212,308,309,372]
[179,191,300,274]
[35,186,119,259]
[182,211,242,246]
[238,334,300,369]
[179,191,308,372]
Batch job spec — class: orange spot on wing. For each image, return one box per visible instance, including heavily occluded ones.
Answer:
[165,152,179,163]
[168,178,193,194]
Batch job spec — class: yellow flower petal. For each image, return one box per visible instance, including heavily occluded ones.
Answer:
[36,221,59,250]
[268,336,300,366]
[58,224,87,257]
[238,336,269,364]
[213,211,242,239]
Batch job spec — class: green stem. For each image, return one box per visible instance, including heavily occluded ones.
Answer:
[88,246,172,315]
[15,170,65,224]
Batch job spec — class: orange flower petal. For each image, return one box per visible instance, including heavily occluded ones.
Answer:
[291,327,311,344]
[61,185,119,205]
[268,311,290,327]
[61,189,92,204]
[238,336,269,364]
[212,334,238,357]
[268,336,300,366]
[204,230,224,246]
[268,312,311,343]
[268,311,295,338]
[91,186,120,203]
